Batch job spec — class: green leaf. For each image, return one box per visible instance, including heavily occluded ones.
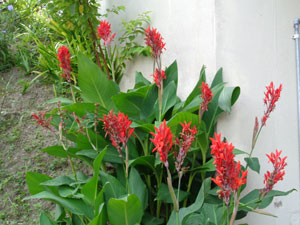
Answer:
[167,112,199,135]
[134,72,151,88]
[26,172,52,195]
[160,81,177,118]
[76,149,98,159]
[99,171,126,200]
[164,60,178,87]
[82,148,107,205]
[167,178,211,225]
[112,86,149,120]
[142,213,164,225]
[211,68,223,88]
[140,84,158,122]
[108,194,143,225]
[41,175,74,187]
[40,211,58,225]
[218,86,240,112]
[233,149,249,156]
[156,183,189,203]
[184,66,206,108]
[41,146,68,158]
[129,155,155,171]
[244,157,260,173]
[24,191,94,219]
[78,53,119,110]
[87,203,107,225]
[63,103,107,117]
[129,167,148,210]
[45,97,73,105]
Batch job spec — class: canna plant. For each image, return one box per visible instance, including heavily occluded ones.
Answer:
[25,27,294,225]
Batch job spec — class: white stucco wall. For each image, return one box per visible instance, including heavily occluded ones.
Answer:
[103,0,300,224]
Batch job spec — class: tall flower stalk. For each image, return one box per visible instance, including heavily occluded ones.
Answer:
[145,27,166,121]
[250,82,282,157]
[97,20,117,81]
[100,110,134,189]
[57,46,76,103]
[150,120,180,224]
[199,81,213,122]
[210,133,248,225]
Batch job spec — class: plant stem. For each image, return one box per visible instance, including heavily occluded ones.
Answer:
[107,46,115,82]
[70,85,76,103]
[166,167,179,212]
[183,152,196,207]
[229,193,239,225]
[226,204,230,225]
[158,86,163,121]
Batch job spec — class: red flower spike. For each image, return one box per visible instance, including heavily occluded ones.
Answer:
[99,110,134,157]
[150,120,173,167]
[97,20,116,46]
[57,46,72,82]
[210,133,248,205]
[145,27,166,59]
[152,69,166,89]
[262,82,282,126]
[175,121,197,172]
[262,150,287,194]
[32,112,53,131]
[199,82,213,112]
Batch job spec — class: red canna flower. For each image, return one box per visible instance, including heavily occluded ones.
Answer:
[199,82,213,112]
[175,121,197,172]
[32,112,53,131]
[100,110,134,157]
[152,69,166,89]
[262,82,282,126]
[210,133,248,205]
[262,150,287,194]
[97,20,116,46]
[57,46,72,82]
[145,27,166,59]
[150,120,173,167]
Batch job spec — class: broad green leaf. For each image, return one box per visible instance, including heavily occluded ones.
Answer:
[155,183,189,203]
[99,171,126,200]
[218,86,240,113]
[76,149,98,159]
[40,211,58,225]
[182,213,202,225]
[211,68,223,88]
[63,103,108,117]
[191,159,215,173]
[129,167,148,210]
[87,203,107,225]
[131,121,155,133]
[140,84,158,122]
[82,148,106,205]
[167,178,211,225]
[45,97,73,105]
[41,175,74,187]
[58,186,77,198]
[129,155,155,172]
[167,112,199,135]
[233,149,249,156]
[24,191,94,219]
[134,71,151,89]
[26,172,52,195]
[160,81,177,118]
[200,204,223,225]
[184,66,206,108]
[78,53,119,110]
[41,146,67,158]
[142,213,164,225]
[164,60,178,87]
[108,194,143,225]
[112,86,149,120]
[244,157,260,173]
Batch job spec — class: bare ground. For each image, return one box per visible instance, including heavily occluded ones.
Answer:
[0,67,69,224]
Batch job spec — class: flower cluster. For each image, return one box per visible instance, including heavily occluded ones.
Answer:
[152,69,166,89]
[262,150,287,194]
[210,133,248,205]
[199,82,213,112]
[145,27,166,59]
[100,110,134,157]
[97,20,116,46]
[150,120,173,167]
[175,121,197,172]
[57,46,71,82]
[262,82,282,126]
[32,112,52,131]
